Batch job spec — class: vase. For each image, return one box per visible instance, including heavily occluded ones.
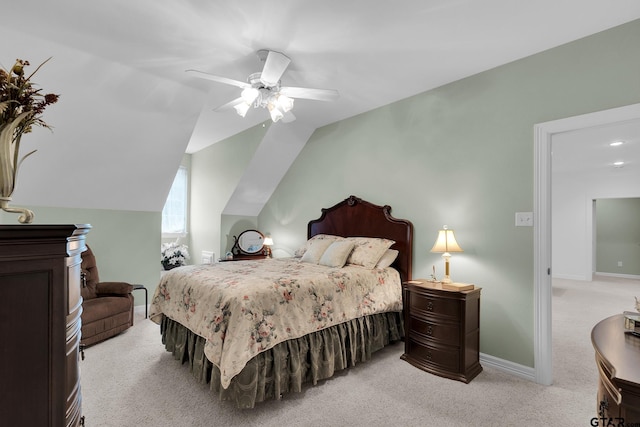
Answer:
[162,260,181,271]
[0,113,35,224]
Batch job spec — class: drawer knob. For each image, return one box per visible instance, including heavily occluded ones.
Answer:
[598,395,608,418]
[426,351,432,361]
[426,301,434,311]
[427,325,433,336]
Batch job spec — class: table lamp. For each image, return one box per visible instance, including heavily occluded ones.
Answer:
[263,235,274,258]
[430,225,463,283]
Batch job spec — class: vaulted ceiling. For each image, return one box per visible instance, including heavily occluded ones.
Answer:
[3,1,640,213]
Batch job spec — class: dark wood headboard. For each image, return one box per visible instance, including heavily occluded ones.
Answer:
[307,195,413,282]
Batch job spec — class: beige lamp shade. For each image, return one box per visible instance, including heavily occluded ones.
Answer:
[430,225,462,284]
[263,236,274,246]
[430,226,463,254]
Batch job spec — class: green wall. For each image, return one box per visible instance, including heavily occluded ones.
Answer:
[190,123,268,263]
[257,19,640,368]
[596,198,640,275]
[1,206,161,307]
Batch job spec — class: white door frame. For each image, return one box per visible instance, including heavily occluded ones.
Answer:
[533,102,640,385]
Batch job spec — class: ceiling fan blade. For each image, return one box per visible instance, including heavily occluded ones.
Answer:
[279,86,339,102]
[186,69,250,89]
[260,51,291,87]
[213,97,244,111]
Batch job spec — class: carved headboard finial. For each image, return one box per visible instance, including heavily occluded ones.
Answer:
[346,195,361,206]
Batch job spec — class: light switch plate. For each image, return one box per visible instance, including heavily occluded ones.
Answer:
[515,212,533,227]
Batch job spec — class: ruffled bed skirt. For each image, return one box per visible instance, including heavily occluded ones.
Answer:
[160,311,404,408]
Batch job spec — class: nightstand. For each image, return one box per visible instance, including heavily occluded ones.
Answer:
[401,280,482,383]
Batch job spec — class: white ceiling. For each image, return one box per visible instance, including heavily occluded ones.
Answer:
[7,0,640,153]
[553,119,640,174]
[2,1,640,212]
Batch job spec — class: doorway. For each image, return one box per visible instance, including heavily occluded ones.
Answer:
[533,102,640,385]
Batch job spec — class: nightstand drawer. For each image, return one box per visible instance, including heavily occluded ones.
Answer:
[407,336,460,372]
[410,292,460,321]
[409,316,459,345]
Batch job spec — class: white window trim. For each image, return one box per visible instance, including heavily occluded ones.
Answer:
[162,165,189,237]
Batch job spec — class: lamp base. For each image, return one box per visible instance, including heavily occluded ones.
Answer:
[441,254,452,284]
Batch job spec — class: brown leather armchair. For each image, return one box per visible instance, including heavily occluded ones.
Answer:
[80,245,134,346]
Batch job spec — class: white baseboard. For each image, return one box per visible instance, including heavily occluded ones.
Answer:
[595,272,640,280]
[552,274,590,281]
[554,272,640,281]
[480,352,536,382]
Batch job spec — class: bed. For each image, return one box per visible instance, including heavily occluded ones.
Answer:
[149,195,413,408]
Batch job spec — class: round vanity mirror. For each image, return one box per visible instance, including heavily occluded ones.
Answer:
[235,230,265,254]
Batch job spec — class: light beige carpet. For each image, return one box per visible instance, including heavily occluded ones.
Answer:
[80,275,640,426]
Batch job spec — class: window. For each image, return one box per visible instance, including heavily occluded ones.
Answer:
[162,166,188,236]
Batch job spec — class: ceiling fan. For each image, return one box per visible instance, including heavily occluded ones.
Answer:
[187,49,339,123]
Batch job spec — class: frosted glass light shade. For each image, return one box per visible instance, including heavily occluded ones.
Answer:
[234,102,251,117]
[240,87,260,104]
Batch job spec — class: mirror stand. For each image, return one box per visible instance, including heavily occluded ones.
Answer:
[231,229,269,260]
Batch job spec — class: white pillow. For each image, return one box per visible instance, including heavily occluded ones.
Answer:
[345,237,395,269]
[300,237,337,264]
[375,249,399,269]
[295,234,344,258]
[319,241,356,268]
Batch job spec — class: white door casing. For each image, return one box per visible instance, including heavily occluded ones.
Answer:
[533,102,640,385]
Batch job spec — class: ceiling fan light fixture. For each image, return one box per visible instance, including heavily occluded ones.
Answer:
[241,87,260,105]
[275,93,294,112]
[189,49,338,124]
[267,103,285,122]
[234,102,251,117]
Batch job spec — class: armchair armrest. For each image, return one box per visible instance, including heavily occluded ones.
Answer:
[95,282,134,296]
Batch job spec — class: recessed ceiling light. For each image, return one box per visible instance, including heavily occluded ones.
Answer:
[613,161,625,167]
[610,141,624,146]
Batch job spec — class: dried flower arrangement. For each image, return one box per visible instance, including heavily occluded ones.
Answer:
[0,57,59,222]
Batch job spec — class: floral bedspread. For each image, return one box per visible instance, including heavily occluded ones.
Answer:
[149,258,402,388]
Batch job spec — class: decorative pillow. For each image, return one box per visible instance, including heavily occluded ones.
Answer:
[319,240,356,268]
[294,234,344,258]
[293,245,306,258]
[300,237,340,264]
[345,237,395,269]
[375,249,399,269]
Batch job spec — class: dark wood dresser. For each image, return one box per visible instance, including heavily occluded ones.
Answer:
[220,254,268,261]
[591,314,640,426]
[0,224,90,427]
[401,280,482,383]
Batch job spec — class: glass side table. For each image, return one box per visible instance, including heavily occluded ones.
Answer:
[131,284,148,318]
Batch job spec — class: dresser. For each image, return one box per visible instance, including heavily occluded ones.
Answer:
[591,314,640,426]
[401,280,482,383]
[220,254,268,261]
[0,224,90,427]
